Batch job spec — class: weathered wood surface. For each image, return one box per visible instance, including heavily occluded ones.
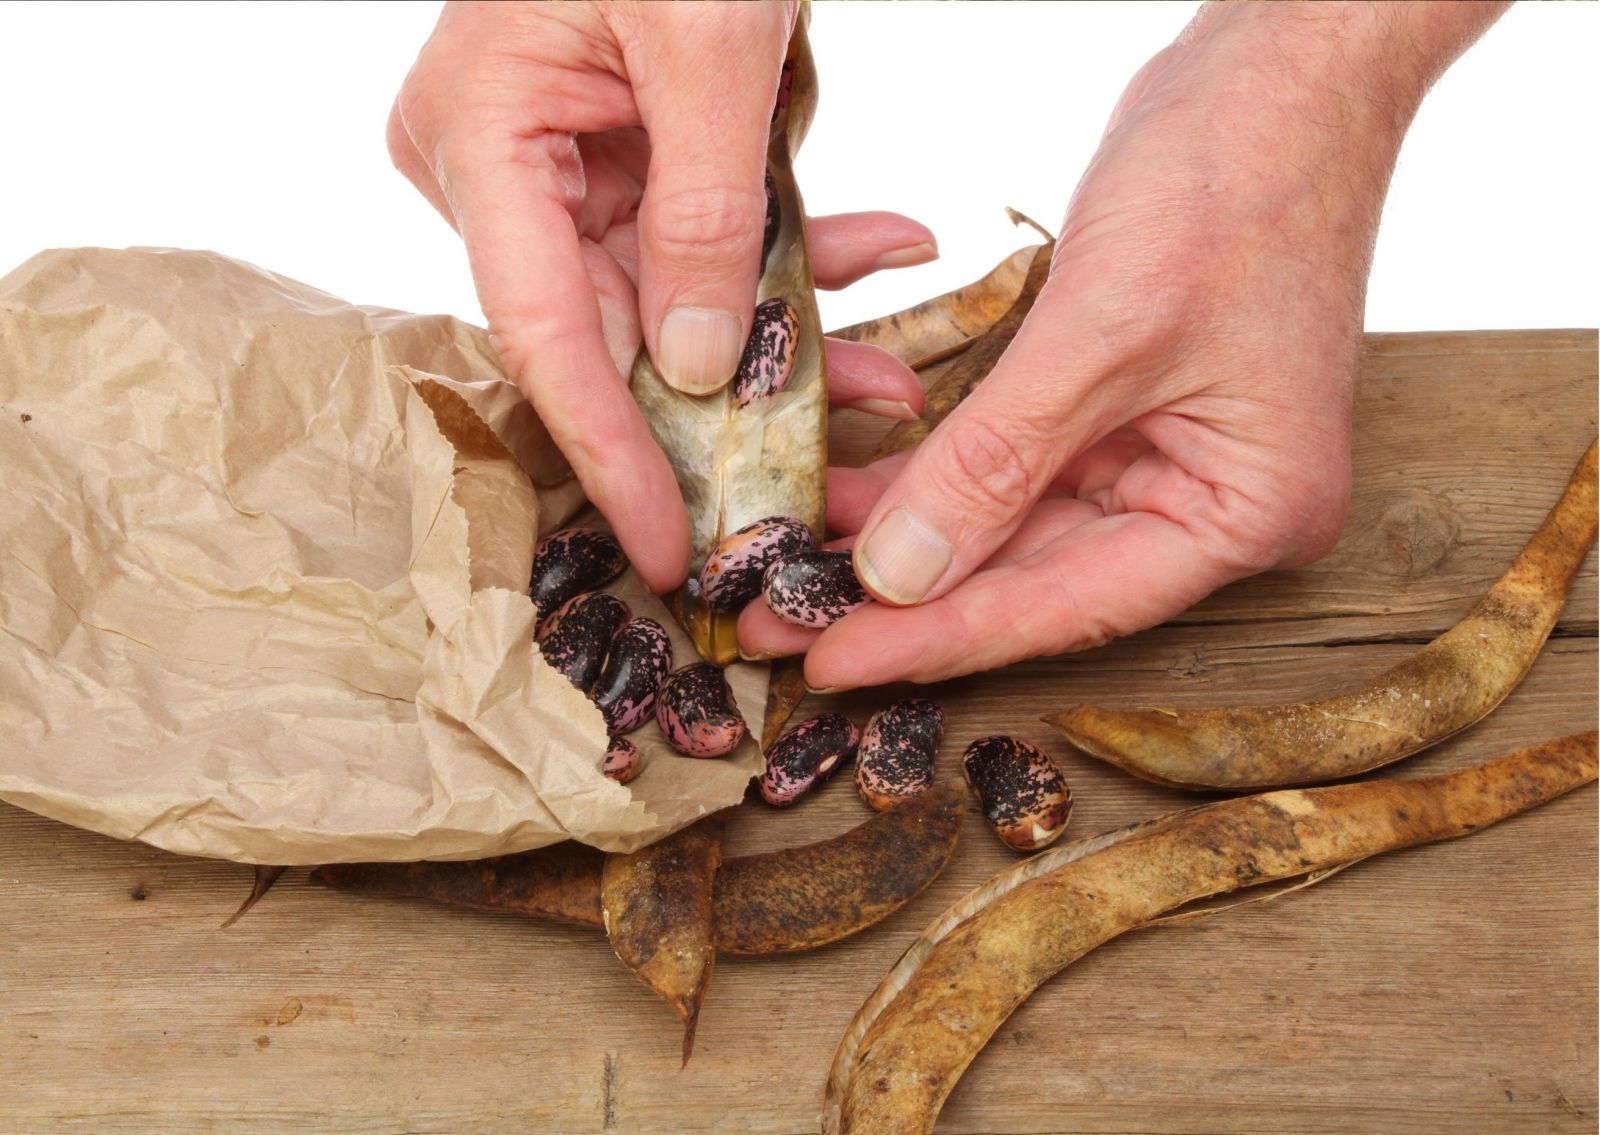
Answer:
[1,329,1594,1134]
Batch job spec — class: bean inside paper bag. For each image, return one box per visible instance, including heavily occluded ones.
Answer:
[0,248,766,863]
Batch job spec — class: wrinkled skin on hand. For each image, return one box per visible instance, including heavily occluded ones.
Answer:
[389,1,933,592]
[741,2,1507,688]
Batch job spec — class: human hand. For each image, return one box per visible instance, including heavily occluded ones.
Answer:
[388,2,936,591]
[740,1,1508,687]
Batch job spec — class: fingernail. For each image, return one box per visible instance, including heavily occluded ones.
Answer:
[872,242,938,271]
[855,507,951,606]
[805,684,842,696]
[848,398,919,421]
[738,648,787,663]
[657,307,743,394]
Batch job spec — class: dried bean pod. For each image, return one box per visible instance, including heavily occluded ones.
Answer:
[696,516,814,612]
[603,738,642,784]
[592,617,673,736]
[657,663,747,758]
[764,549,872,629]
[961,736,1072,852]
[761,169,780,273]
[730,298,801,408]
[856,699,946,812]
[759,714,861,808]
[537,593,630,693]
[529,528,626,620]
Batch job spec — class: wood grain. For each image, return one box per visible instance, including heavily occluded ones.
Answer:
[2,330,1595,1133]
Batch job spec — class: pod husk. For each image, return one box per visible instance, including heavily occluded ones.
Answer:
[633,19,826,666]
[307,780,963,954]
[601,812,727,1066]
[1049,440,1598,790]
[823,732,1598,1135]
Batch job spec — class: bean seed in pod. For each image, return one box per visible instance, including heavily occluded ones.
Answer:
[536,593,630,694]
[855,699,946,812]
[603,738,641,785]
[763,549,872,629]
[592,617,673,736]
[961,736,1073,853]
[730,298,801,408]
[761,169,780,274]
[696,516,813,612]
[529,528,626,622]
[656,663,747,758]
[758,713,861,808]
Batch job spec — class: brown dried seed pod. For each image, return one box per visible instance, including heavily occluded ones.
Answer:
[764,549,872,629]
[759,713,861,808]
[761,168,780,273]
[1049,439,1599,790]
[856,699,946,812]
[528,527,626,621]
[823,733,1599,1135]
[603,738,641,784]
[961,736,1072,852]
[695,515,814,612]
[730,298,801,408]
[536,592,630,693]
[656,663,747,758]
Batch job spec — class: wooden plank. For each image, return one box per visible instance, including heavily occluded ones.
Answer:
[2,329,1595,1134]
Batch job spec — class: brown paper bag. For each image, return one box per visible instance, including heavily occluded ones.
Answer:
[0,248,765,864]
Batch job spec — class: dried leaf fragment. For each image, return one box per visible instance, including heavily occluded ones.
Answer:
[1050,440,1598,789]
[824,732,1598,1134]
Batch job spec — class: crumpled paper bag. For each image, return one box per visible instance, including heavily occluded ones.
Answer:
[0,247,767,864]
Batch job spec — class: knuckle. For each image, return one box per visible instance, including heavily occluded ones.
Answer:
[648,184,764,267]
[937,417,1041,520]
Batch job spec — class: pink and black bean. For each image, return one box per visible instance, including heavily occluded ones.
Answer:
[656,663,747,758]
[762,549,872,629]
[591,617,673,736]
[855,699,945,812]
[536,592,630,694]
[758,713,861,808]
[528,527,627,622]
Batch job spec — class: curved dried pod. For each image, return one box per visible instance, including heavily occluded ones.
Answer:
[601,812,727,1066]
[1049,440,1598,790]
[856,699,945,812]
[632,17,827,665]
[527,527,626,622]
[758,713,861,807]
[219,865,286,929]
[823,732,1598,1135]
[307,780,965,955]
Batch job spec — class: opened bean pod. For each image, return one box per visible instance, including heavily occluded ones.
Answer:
[962,736,1073,852]
[759,713,861,808]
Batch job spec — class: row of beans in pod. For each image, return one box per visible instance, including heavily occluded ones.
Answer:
[763,702,1076,854]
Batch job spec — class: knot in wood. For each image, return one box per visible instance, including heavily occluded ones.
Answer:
[1362,488,1462,577]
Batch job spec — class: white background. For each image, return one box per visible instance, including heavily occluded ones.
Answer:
[0,1,1593,336]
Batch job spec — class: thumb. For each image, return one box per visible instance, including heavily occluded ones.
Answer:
[615,3,796,394]
[852,359,1095,607]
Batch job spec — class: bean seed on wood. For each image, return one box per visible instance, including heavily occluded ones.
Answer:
[603,738,642,784]
[730,298,801,408]
[961,736,1072,852]
[537,593,630,694]
[592,617,673,736]
[856,699,945,812]
[759,714,861,808]
[529,528,626,621]
[656,663,747,758]
[695,516,814,612]
[763,549,871,629]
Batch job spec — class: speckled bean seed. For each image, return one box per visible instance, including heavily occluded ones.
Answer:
[603,738,641,784]
[855,699,946,812]
[656,663,747,759]
[695,516,814,612]
[537,593,630,694]
[759,713,861,808]
[528,528,627,621]
[592,617,673,736]
[730,298,801,408]
[763,549,872,629]
[961,736,1073,853]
